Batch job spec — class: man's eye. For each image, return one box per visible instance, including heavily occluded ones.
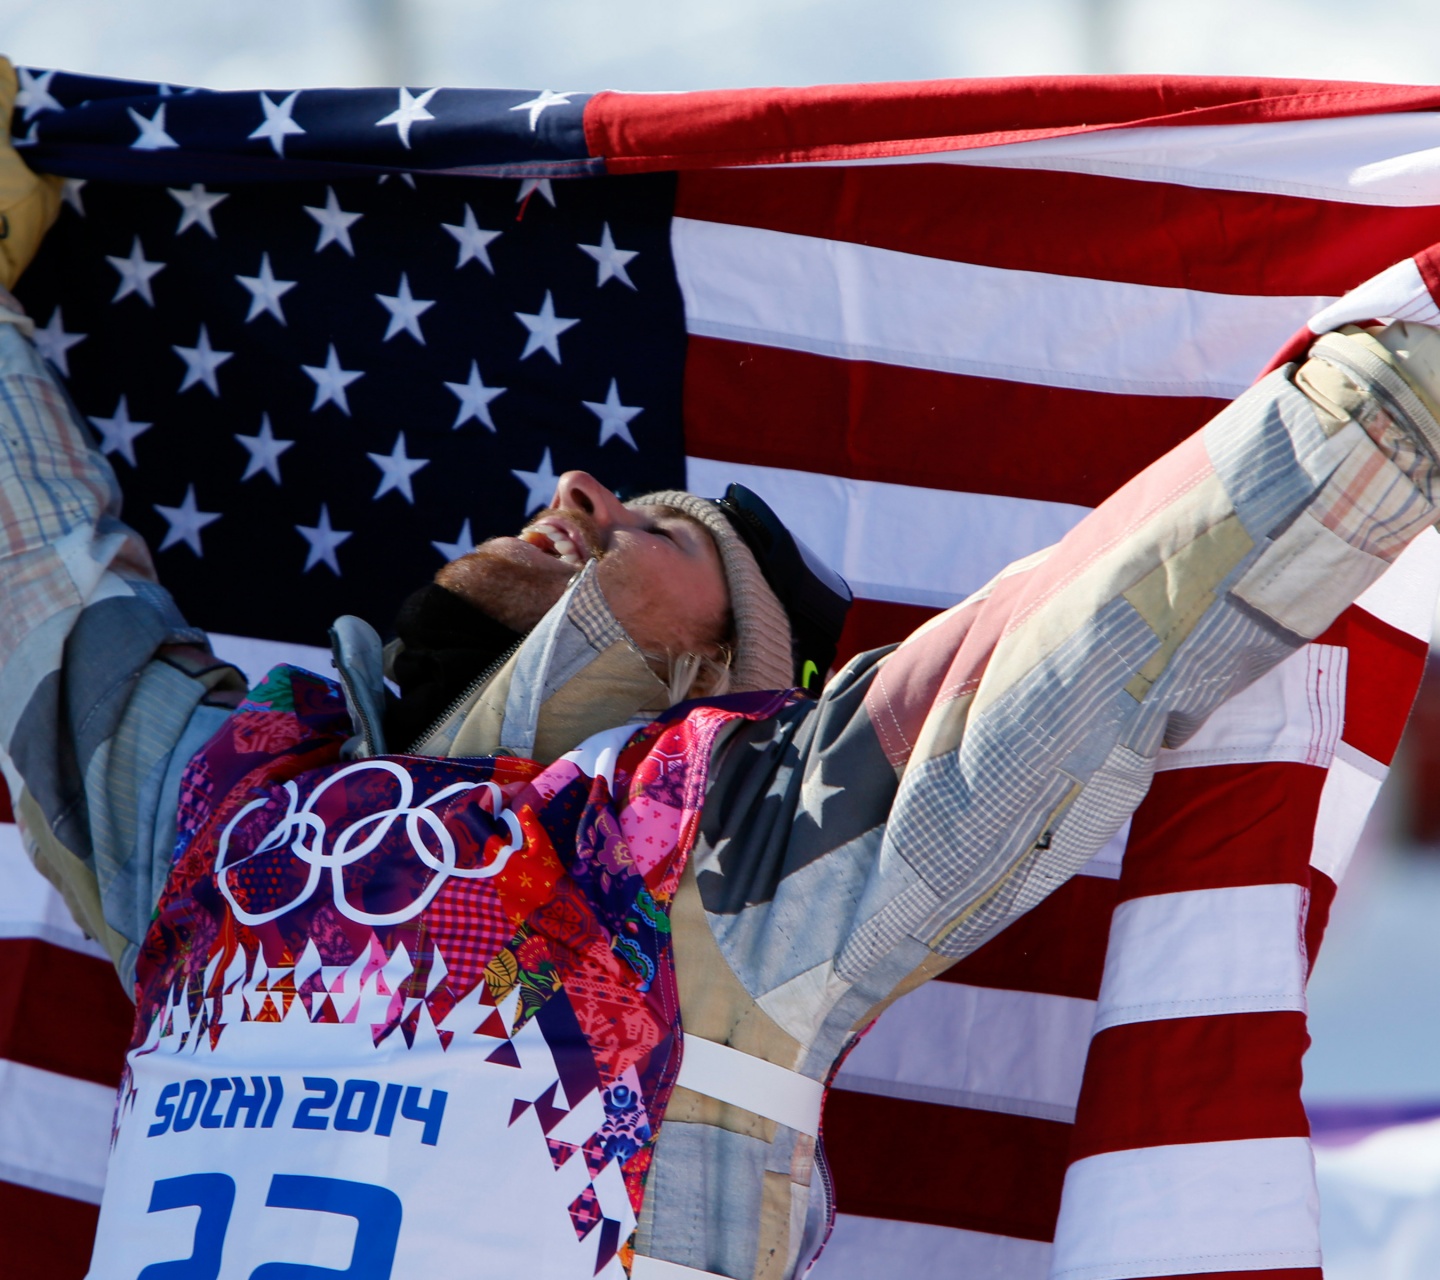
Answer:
[648,524,673,540]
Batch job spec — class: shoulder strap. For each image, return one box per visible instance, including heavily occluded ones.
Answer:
[673,1036,824,1137]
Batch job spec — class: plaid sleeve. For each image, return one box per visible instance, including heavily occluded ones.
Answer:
[0,298,244,989]
[650,343,1440,1278]
[688,340,1440,1064]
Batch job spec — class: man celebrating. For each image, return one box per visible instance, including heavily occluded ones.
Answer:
[6,59,1440,1280]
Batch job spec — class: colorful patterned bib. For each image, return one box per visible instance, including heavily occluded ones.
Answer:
[87,666,785,1280]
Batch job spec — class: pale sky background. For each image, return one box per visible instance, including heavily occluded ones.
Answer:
[10,0,1440,93]
[12,0,1440,1101]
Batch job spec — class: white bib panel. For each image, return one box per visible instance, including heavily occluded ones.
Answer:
[87,981,636,1280]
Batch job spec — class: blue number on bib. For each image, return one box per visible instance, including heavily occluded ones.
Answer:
[137,1172,236,1279]
[249,1176,403,1279]
[136,1172,402,1277]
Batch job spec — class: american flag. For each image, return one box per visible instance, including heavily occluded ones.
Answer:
[6,65,1440,1278]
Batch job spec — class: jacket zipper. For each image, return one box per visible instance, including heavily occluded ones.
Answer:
[406,636,524,755]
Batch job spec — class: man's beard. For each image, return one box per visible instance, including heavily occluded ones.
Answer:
[435,507,605,634]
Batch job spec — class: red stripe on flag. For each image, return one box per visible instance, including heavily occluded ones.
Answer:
[1069,1013,1311,1162]
[1306,869,1338,972]
[0,938,131,1087]
[1317,605,1429,765]
[823,1091,1068,1241]
[1125,1272,1320,1280]
[834,598,939,671]
[0,1179,99,1280]
[0,780,12,824]
[1416,243,1440,313]
[588,79,1440,172]
[677,165,1440,298]
[1118,763,1326,903]
[685,336,1221,508]
[940,873,1118,1002]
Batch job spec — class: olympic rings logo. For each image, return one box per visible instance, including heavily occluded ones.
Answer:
[215,760,523,927]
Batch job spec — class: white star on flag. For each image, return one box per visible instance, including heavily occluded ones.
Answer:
[61,178,86,217]
[579,223,639,290]
[583,379,643,449]
[33,308,85,376]
[367,432,430,503]
[432,518,476,563]
[798,765,844,829]
[89,396,153,466]
[173,325,233,395]
[509,90,577,131]
[237,253,297,324]
[516,291,579,363]
[516,178,556,208]
[305,187,363,256]
[128,103,179,151]
[106,236,165,306]
[12,121,39,150]
[376,273,436,343]
[236,413,294,482]
[296,504,353,574]
[442,205,501,272]
[302,344,364,415]
[249,90,306,157]
[154,485,221,555]
[445,360,506,431]
[169,184,228,237]
[376,87,439,149]
[16,68,61,120]
[512,447,561,515]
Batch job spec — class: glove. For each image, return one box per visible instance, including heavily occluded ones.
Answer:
[0,57,61,290]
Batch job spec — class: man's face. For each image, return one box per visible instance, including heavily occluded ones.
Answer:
[436,471,731,656]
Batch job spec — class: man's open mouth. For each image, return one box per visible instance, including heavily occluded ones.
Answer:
[519,517,592,569]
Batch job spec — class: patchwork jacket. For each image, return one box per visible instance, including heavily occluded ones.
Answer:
[4,284,1440,1280]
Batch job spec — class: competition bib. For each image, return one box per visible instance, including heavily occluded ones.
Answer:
[89,955,639,1280]
[84,675,784,1280]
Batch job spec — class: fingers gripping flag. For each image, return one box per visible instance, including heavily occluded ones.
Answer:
[8,66,1440,1279]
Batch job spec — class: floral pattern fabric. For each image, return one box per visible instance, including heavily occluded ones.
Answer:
[125,664,790,1273]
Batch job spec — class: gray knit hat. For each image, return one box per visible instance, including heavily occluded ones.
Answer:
[627,490,793,693]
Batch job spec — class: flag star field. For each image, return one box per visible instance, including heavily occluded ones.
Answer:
[17,74,686,643]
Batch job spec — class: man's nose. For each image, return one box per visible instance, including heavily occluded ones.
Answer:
[550,471,632,531]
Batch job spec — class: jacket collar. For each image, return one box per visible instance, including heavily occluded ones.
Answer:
[331,561,670,765]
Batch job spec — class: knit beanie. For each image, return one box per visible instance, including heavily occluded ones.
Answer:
[627,490,794,693]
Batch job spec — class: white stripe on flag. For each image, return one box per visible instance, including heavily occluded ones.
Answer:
[1311,743,1389,886]
[817,1214,1050,1280]
[834,981,1095,1123]
[1076,820,1129,881]
[673,217,1331,398]
[0,1058,113,1204]
[1154,643,1346,772]
[1353,526,1440,644]
[1093,884,1308,1034]
[0,824,108,959]
[684,457,1089,608]
[207,632,334,687]
[1307,258,1440,335]
[1051,1137,1321,1280]
[785,113,1440,208]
